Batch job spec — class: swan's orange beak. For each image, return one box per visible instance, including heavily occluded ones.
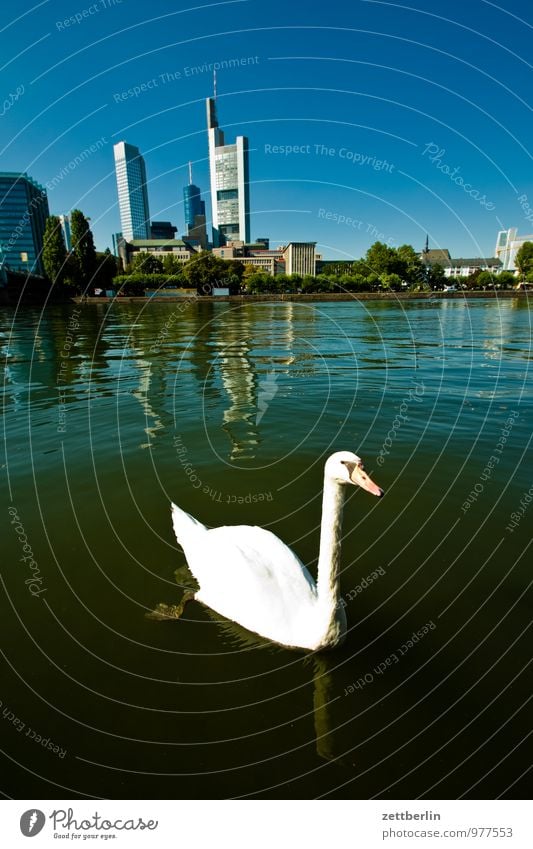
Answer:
[350,463,384,497]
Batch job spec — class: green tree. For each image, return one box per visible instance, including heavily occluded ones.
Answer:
[70,209,97,291]
[129,252,164,274]
[301,274,318,292]
[94,249,118,290]
[497,271,517,289]
[312,275,334,292]
[381,273,403,291]
[182,251,233,295]
[477,271,498,289]
[245,272,275,293]
[242,264,259,284]
[364,242,398,277]
[396,244,425,286]
[465,269,483,289]
[162,254,185,276]
[427,264,446,289]
[515,241,533,279]
[274,274,299,292]
[42,216,67,285]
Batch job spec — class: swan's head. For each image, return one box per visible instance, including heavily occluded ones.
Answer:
[325,451,384,497]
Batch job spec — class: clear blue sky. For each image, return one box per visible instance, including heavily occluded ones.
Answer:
[1,0,532,259]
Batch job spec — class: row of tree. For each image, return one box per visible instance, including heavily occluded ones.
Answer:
[114,242,447,295]
[113,251,243,295]
[42,217,533,296]
[42,211,117,292]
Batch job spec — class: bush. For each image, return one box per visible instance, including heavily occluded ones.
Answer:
[112,273,174,295]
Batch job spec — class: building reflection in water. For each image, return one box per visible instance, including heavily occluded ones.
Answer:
[211,303,304,461]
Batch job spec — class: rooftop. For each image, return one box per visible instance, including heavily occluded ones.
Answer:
[451,257,502,267]
[130,239,191,248]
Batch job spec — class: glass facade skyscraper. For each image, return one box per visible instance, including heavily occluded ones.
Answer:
[183,183,206,230]
[0,173,49,276]
[206,98,250,247]
[113,141,151,241]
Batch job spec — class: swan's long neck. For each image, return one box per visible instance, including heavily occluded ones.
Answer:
[316,477,345,611]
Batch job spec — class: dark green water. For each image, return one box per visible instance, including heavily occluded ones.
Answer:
[1,298,532,799]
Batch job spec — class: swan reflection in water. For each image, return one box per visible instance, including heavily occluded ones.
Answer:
[148,567,351,767]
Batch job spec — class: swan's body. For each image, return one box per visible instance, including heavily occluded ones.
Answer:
[168,452,383,651]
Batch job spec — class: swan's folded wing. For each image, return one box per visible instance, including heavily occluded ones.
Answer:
[185,525,317,646]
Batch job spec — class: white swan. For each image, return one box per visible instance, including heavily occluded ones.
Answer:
[163,452,383,651]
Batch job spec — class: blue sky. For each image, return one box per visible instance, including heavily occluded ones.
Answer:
[1,0,532,258]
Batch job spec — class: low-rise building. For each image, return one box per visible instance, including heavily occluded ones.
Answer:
[118,238,197,268]
[421,246,502,278]
[446,257,502,278]
[212,240,317,276]
[213,241,284,275]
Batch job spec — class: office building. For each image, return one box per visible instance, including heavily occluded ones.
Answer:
[212,240,318,276]
[283,242,317,276]
[118,238,197,269]
[0,173,49,275]
[182,164,208,250]
[495,228,533,272]
[206,97,250,246]
[183,163,206,229]
[184,214,208,251]
[113,141,151,241]
[150,221,177,240]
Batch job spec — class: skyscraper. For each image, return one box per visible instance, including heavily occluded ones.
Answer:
[183,162,206,230]
[113,141,150,241]
[0,173,49,275]
[182,162,208,250]
[206,97,250,247]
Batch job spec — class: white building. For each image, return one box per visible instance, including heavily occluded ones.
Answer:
[422,248,502,278]
[445,257,502,278]
[495,228,533,272]
[206,98,250,247]
[113,141,151,241]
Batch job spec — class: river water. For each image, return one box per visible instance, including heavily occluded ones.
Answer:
[1,297,531,798]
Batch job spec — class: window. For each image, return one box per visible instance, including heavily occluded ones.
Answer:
[217,189,238,201]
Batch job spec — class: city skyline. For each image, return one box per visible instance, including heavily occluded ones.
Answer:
[1,0,531,260]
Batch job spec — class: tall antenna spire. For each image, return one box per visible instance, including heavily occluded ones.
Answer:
[424,234,429,254]
[188,161,193,185]
[213,68,217,101]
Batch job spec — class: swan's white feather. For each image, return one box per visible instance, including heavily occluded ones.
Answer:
[167,451,378,650]
[171,504,320,648]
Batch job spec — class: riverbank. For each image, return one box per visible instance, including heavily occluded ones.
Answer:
[71,290,531,304]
